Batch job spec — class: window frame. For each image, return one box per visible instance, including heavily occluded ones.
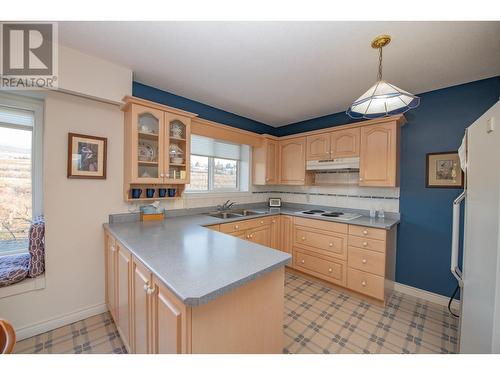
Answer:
[0,93,44,256]
[187,154,240,193]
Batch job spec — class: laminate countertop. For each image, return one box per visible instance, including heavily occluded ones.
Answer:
[104,207,399,307]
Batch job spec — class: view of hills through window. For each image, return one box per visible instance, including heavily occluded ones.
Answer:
[0,126,32,254]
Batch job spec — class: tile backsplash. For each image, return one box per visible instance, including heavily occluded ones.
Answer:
[127,172,399,213]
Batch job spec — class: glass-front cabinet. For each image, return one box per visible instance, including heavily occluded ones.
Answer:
[123,97,196,201]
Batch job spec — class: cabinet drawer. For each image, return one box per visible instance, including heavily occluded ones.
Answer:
[348,235,386,253]
[293,216,348,234]
[348,225,386,241]
[294,249,346,286]
[220,217,273,233]
[294,227,347,260]
[347,268,384,300]
[348,247,385,276]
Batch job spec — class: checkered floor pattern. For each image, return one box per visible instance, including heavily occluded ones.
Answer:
[14,272,458,354]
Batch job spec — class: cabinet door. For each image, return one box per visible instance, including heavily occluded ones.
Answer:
[151,276,188,354]
[270,216,280,249]
[266,140,279,184]
[246,225,271,247]
[279,138,306,185]
[280,216,293,255]
[306,133,331,160]
[330,128,360,158]
[129,104,165,184]
[164,113,191,184]
[359,122,398,187]
[105,232,117,321]
[132,258,152,354]
[116,244,132,352]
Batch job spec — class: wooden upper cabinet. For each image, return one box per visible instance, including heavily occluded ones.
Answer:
[126,104,165,184]
[253,137,279,185]
[359,121,399,187]
[279,137,307,185]
[306,133,331,160]
[330,128,360,158]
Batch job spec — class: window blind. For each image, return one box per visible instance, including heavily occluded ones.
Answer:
[0,105,34,127]
[191,135,241,160]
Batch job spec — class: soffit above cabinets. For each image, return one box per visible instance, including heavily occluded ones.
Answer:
[59,21,500,126]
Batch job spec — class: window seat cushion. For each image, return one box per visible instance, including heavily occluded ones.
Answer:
[0,253,30,287]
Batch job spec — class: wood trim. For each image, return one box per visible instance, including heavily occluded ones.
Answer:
[191,117,263,147]
[122,96,198,118]
[278,115,405,140]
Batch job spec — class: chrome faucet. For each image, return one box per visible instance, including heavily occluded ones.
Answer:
[217,200,236,211]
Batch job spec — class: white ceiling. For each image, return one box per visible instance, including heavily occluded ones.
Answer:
[59,21,500,126]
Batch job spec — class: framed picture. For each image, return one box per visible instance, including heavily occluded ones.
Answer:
[426,151,463,188]
[67,133,107,179]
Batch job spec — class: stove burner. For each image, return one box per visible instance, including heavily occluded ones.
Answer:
[308,210,325,213]
[329,212,344,215]
[321,213,341,217]
[302,211,317,214]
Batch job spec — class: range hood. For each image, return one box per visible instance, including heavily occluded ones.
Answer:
[306,157,360,171]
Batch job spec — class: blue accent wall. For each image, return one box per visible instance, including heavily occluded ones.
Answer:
[132,82,276,135]
[280,76,500,296]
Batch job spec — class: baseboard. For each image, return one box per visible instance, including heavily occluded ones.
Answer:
[393,282,460,311]
[15,303,108,341]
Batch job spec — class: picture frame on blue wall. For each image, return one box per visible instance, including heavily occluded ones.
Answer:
[426,151,464,188]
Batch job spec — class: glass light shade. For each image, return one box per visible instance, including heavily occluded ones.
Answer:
[347,80,420,119]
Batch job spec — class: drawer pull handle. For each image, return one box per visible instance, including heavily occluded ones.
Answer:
[329,242,333,247]
[301,236,306,241]
[301,259,305,264]
[363,242,368,247]
[361,281,367,287]
[363,230,368,235]
[362,258,367,264]
[328,268,332,273]
[234,225,239,229]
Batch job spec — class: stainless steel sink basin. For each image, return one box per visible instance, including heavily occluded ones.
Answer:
[207,212,243,219]
[206,209,267,219]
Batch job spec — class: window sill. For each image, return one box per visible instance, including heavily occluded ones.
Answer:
[0,275,45,299]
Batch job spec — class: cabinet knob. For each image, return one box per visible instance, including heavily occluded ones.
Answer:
[143,283,149,292]
[272,220,276,223]
[328,268,332,273]
[363,230,368,235]
[301,236,306,241]
[260,220,264,224]
[234,225,239,229]
[329,242,333,247]
[146,287,155,295]
[363,241,368,247]
[160,173,164,178]
[362,258,367,264]
[111,245,115,252]
[265,178,269,181]
[249,234,253,238]
[359,177,363,181]
[301,259,305,264]
[246,235,250,239]
[361,281,367,287]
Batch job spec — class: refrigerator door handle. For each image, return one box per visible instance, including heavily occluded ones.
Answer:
[451,191,466,287]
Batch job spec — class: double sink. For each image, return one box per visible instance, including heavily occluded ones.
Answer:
[206,209,267,219]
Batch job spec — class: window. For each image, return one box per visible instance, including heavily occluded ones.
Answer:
[187,135,249,192]
[0,94,43,256]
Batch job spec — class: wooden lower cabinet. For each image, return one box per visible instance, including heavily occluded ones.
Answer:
[105,229,284,353]
[116,244,132,352]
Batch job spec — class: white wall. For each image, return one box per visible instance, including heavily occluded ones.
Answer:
[0,92,129,338]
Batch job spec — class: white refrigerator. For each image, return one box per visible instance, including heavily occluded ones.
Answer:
[451,100,500,353]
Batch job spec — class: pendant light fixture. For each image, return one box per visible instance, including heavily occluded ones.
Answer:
[347,35,420,119]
